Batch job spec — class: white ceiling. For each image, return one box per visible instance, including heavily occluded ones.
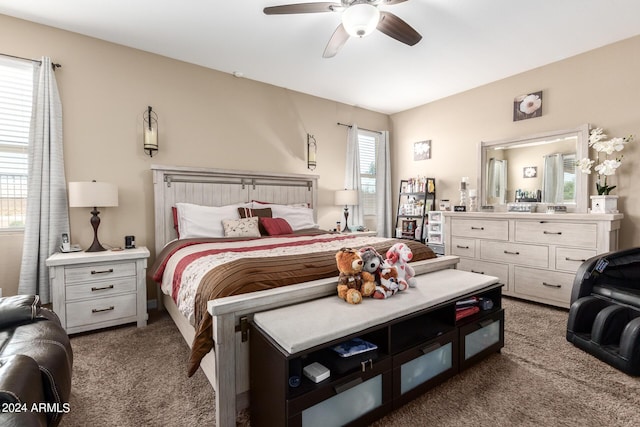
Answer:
[2,0,640,114]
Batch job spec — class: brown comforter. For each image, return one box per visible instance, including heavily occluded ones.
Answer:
[150,233,436,376]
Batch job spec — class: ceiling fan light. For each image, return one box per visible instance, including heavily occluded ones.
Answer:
[341,4,380,38]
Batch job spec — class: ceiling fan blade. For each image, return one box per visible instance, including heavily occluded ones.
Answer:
[380,0,409,5]
[264,2,342,15]
[377,11,422,46]
[323,24,350,58]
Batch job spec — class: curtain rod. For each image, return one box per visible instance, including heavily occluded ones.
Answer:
[336,122,382,134]
[0,52,62,69]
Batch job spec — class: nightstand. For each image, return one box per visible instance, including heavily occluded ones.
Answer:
[46,247,150,334]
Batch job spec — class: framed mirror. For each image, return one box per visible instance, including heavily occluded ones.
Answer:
[479,124,590,212]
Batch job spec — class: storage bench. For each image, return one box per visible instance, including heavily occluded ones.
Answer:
[250,269,504,426]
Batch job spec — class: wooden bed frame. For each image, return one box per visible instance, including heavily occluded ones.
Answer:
[151,164,459,426]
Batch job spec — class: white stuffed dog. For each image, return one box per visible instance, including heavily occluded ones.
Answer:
[385,242,417,287]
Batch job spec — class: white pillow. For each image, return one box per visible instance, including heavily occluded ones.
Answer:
[254,204,318,231]
[222,217,261,237]
[176,202,248,239]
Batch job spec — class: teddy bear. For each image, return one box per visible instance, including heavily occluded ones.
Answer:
[372,260,407,299]
[358,246,385,285]
[386,242,417,288]
[335,248,376,304]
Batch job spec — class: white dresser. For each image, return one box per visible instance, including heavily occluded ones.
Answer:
[47,247,150,334]
[443,212,622,308]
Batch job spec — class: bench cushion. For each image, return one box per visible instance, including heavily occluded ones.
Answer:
[253,268,498,354]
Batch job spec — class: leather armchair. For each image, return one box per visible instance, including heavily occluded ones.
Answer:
[0,295,73,426]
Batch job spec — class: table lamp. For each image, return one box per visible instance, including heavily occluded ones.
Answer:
[335,189,358,232]
[68,181,119,252]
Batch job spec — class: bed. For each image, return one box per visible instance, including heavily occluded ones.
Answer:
[150,165,459,426]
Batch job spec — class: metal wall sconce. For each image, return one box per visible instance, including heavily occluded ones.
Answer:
[143,106,158,157]
[307,133,317,170]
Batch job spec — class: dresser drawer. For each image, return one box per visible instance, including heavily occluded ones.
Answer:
[515,220,597,248]
[65,277,137,302]
[451,238,476,257]
[513,266,573,305]
[66,293,137,328]
[450,219,509,241]
[555,247,596,273]
[64,261,137,284]
[480,241,548,268]
[458,258,509,291]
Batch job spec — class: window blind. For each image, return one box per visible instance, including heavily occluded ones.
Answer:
[0,57,33,229]
[358,131,377,216]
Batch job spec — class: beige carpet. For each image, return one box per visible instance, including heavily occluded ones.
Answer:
[62,298,640,426]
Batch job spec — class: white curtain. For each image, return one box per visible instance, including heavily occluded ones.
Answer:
[376,131,392,237]
[487,158,507,203]
[18,57,69,303]
[542,154,564,204]
[344,124,364,228]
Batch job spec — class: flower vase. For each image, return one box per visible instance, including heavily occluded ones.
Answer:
[590,195,618,214]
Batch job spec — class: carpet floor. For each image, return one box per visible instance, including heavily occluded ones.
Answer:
[61,297,640,426]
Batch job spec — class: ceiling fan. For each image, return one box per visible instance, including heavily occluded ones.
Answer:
[264,0,422,58]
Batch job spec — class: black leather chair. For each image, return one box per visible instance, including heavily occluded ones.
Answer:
[566,247,640,375]
[0,295,73,426]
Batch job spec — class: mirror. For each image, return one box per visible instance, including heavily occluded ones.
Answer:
[479,124,589,212]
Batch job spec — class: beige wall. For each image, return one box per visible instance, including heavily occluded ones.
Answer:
[0,14,389,297]
[2,14,639,299]
[390,35,640,249]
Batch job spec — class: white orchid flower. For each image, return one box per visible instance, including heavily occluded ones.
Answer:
[576,158,594,174]
[594,159,621,176]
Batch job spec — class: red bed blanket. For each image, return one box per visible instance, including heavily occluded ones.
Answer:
[150,231,436,376]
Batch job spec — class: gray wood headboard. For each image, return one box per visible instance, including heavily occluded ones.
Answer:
[151,165,319,255]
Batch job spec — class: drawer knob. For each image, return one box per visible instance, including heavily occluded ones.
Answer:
[542,282,562,289]
[92,306,115,313]
[503,250,520,255]
[543,231,562,235]
[470,226,484,230]
[91,268,114,275]
[91,284,115,292]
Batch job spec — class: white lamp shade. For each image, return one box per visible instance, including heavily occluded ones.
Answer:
[68,182,119,208]
[335,189,358,206]
[342,3,380,38]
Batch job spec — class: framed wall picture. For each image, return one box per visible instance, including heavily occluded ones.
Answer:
[513,91,542,121]
[523,166,537,178]
[414,140,431,161]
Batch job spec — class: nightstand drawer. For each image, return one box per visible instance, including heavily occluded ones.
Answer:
[64,261,136,284]
[66,293,137,328]
[65,277,137,302]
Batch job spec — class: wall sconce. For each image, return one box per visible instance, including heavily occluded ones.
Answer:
[307,133,317,170]
[143,106,158,157]
[68,181,119,252]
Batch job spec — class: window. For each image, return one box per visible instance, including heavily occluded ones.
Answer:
[0,57,33,230]
[358,130,378,216]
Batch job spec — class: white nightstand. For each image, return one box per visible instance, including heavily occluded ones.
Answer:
[46,247,150,334]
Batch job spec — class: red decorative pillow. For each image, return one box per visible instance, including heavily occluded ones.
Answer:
[259,217,294,236]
